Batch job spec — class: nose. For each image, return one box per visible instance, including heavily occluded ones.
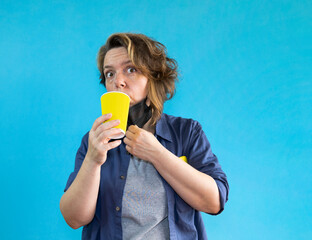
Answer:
[114,72,126,89]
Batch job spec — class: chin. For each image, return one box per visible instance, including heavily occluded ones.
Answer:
[129,98,134,105]
[129,101,136,107]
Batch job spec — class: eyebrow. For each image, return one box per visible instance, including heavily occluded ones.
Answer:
[104,60,132,69]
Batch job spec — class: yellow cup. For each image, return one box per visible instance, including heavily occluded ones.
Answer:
[100,91,130,139]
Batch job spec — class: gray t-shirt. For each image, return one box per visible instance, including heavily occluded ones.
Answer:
[121,156,170,240]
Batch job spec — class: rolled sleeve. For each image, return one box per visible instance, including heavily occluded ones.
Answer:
[186,121,229,215]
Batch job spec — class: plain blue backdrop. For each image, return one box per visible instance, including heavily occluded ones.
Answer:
[1,0,311,239]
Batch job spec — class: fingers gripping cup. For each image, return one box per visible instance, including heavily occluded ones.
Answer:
[100,91,130,139]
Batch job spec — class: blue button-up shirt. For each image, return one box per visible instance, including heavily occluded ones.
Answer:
[64,113,229,240]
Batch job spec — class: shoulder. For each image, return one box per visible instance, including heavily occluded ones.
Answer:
[157,113,205,148]
[159,114,211,162]
[161,113,202,133]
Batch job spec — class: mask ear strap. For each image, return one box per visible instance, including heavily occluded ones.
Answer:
[127,98,152,128]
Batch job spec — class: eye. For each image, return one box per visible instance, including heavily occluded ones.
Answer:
[127,67,136,74]
[105,71,114,78]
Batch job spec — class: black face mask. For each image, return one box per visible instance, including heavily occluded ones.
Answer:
[127,99,152,129]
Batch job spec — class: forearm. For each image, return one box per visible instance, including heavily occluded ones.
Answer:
[150,147,220,214]
[60,156,101,229]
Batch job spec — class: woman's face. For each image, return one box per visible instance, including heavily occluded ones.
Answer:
[103,47,148,106]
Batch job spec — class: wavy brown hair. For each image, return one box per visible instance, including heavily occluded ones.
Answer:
[97,33,178,126]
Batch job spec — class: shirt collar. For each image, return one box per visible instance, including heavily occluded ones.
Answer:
[155,114,173,142]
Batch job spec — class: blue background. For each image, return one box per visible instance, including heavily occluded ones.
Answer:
[1,0,311,239]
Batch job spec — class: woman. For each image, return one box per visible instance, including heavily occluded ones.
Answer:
[60,33,229,240]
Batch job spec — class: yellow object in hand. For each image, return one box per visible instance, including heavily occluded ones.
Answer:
[100,91,130,139]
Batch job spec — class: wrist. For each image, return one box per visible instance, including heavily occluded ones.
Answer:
[83,154,102,173]
[149,144,168,165]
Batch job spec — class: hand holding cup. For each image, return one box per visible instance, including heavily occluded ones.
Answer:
[85,113,123,166]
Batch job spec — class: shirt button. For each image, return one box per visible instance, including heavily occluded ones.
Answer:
[120,175,125,180]
[116,206,120,211]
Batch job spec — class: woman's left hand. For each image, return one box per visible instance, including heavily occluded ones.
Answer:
[124,125,165,162]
